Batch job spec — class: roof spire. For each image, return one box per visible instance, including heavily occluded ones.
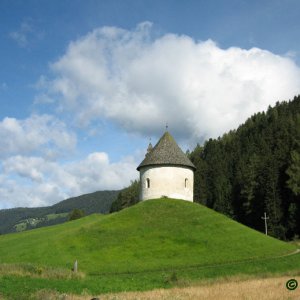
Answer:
[137,131,196,171]
[146,137,153,156]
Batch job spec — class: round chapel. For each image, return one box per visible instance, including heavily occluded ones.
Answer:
[137,131,196,202]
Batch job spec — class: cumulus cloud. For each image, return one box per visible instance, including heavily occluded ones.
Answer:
[0,153,138,208]
[0,114,82,208]
[3,156,45,182]
[4,23,300,208]
[0,114,76,159]
[42,22,300,141]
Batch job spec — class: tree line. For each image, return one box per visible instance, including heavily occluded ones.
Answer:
[189,95,300,240]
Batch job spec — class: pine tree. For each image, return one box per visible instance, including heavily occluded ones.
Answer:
[286,150,300,196]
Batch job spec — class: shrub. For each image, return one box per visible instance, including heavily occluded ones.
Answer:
[69,209,85,221]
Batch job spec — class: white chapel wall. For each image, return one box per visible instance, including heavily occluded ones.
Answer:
[139,165,194,201]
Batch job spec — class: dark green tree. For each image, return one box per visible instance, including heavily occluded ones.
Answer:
[189,94,300,240]
[69,209,85,221]
[286,150,300,196]
[110,180,140,213]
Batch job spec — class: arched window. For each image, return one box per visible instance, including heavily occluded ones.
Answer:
[185,178,188,188]
[146,178,150,188]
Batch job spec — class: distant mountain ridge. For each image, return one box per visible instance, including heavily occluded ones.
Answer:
[0,190,119,234]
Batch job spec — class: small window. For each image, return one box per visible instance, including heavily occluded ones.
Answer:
[146,178,150,188]
[185,178,188,188]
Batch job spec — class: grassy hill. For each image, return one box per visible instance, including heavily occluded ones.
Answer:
[0,199,295,275]
[1,198,300,299]
[0,190,119,234]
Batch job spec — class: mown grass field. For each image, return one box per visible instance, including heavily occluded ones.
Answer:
[0,199,299,299]
[36,275,299,300]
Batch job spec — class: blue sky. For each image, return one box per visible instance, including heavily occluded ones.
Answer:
[1,0,300,208]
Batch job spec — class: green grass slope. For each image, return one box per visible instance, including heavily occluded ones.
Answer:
[0,199,296,275]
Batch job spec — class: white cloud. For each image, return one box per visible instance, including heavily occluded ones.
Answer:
[4,23,300,209]
[3,156,45,182]
[0,176,63,208]
[0,114,76,159]
[0,153,138,208]
[43,22,300,142]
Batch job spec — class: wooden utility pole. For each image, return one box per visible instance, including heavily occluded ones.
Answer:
[261,212,269,235]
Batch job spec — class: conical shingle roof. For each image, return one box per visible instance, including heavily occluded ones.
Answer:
[137,132,196,171]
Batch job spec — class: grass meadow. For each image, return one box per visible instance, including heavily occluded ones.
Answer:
[0,199,299,299]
